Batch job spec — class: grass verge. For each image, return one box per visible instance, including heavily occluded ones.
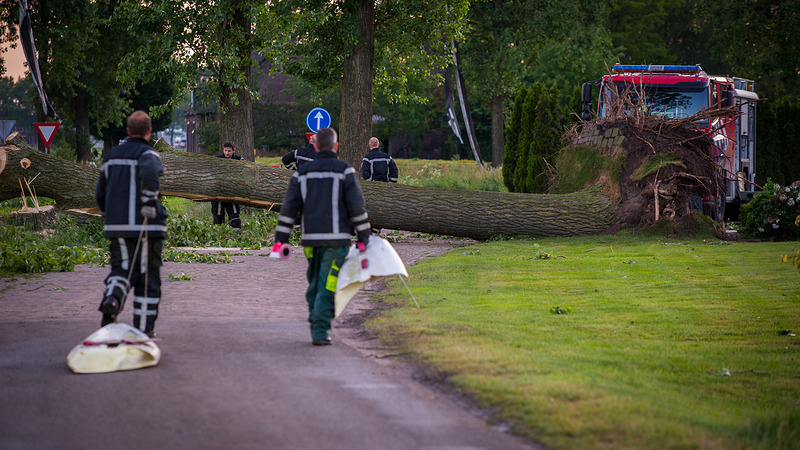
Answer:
[256,156,506,191]
[370,234,800,450]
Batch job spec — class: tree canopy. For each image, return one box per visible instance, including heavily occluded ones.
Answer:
[266,0,470,167]
[113,0,272,160]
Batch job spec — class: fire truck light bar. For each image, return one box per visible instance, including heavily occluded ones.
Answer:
[612,64,702,74]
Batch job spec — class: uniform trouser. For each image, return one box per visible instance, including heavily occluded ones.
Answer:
[211,201,241,228]
[101,237,163,334]
[305,246,348,341]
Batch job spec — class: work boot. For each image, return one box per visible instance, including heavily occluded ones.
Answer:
[99,297,119,327]
[312,337,332,346]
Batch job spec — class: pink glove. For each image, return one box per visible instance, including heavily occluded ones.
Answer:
[357,241,368,269]
[270,242,292,260]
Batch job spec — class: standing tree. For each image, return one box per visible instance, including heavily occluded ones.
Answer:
[266,0,470,168]
[512,82,543,192]
[459,0,614,168]
[114,1,269,161]
[0,0,132,160]
[692,0,800,100]
[96,78,175,153]
[524,84,561,193]
[505,82,562,194]
[501,86,526,191]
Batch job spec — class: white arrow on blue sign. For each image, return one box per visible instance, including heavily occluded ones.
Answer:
[306,107,331,132]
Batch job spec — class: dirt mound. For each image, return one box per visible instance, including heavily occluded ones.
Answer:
[564,116,723,230]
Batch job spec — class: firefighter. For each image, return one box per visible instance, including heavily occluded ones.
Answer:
[361,137,398,183]
[211,141,246,229]
[272,127,371,346]
[95,110,167,337]
[282,134,317,171]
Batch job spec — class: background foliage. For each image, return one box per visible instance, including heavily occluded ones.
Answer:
[1,0,799,189]
[740,180,800,241]
[502,82,564,193]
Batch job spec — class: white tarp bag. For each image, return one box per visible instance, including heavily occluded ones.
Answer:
[334,237,408,317]
[66,323,161,374]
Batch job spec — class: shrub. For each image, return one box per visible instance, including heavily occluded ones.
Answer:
[739,179,800,241]
[506,82,563,194]
[0,221,108,274]
[502,87,528,192]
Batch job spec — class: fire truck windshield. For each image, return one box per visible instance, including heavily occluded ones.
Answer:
[600,82,709,124]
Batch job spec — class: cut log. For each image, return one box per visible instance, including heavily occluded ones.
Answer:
[1,133,616,240]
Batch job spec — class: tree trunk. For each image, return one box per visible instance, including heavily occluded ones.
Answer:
[338,1,375,169]
[219,84,254,161]
[0,134,616,240]
[1,134,99,207]
[491,94,504,168]
[75,71,91,162]
[218,4,255,161]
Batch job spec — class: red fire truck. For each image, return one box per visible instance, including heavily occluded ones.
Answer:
[580,64,759,220]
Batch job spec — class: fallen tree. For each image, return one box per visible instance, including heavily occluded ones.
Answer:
[1,133,616,240]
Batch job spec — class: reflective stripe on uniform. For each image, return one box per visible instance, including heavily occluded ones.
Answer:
[134,296,160,331]
[118,238,129,271]
[129,165,137,224]
[140,237,148,274]
[143,149,161,159]
[105,275,130,298]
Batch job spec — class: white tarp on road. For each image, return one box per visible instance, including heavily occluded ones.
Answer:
[66,323,161,374]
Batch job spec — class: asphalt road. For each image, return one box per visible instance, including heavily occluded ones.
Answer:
[0,239,541,450]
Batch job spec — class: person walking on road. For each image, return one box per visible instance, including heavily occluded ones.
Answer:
[361,137,398,183]
[95,110,167,337]
[212,141,246,229]
[282,134,317,171]
[272,127,371,346]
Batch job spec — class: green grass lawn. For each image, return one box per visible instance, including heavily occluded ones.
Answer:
[256,156,506,191]
[371,234,800,450]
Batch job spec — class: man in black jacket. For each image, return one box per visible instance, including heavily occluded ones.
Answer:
[273,127,371,346]
[95,111,167,337]
[281,134,317,171]
[361,137,398,183]
[211,141,246,228]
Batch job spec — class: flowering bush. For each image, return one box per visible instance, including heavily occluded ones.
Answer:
[740,179,800,241]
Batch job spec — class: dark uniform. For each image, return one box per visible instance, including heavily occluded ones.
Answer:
[211,153,246,228]
[361,148,399,182]
[274,150,371,344]
[95,137,167,336]
[282,143,317,171]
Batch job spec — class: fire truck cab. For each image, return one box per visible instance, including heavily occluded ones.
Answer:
[580,64,759,221]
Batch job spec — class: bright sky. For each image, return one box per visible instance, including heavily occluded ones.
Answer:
[2,40,28,79]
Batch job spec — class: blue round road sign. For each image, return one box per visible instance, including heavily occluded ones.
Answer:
[306,107,331,132]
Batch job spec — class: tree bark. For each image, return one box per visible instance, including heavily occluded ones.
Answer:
[0,134,616,240]
[338,1,375,169]
[491,94,504,168]
[75,70,91,162]
[1,134,100,207]
[219,84,254,161]
[218,3,255,161]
